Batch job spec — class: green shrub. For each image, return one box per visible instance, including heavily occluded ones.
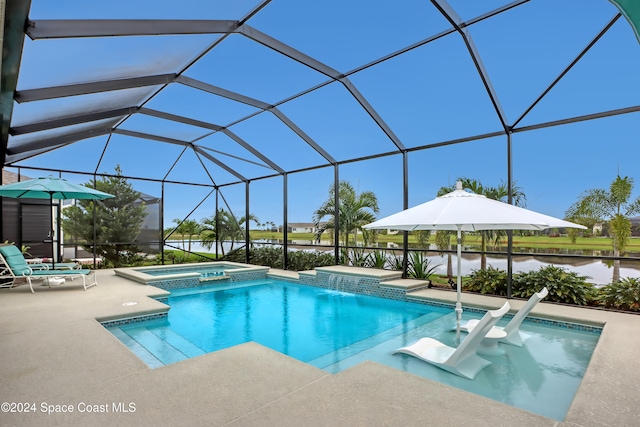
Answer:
[512,265,595,305]
[287,250,334,271]
[159,250,215,264]
[251,246,284,269]
[100,250,146,267]
[223,247,334,271]
[598,277,640,311]
[466,266,508,296]
[221,248,246,263]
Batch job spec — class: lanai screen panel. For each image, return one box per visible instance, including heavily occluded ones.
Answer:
[2,0,640,234]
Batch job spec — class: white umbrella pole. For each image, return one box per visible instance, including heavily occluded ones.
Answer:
[455,226,462,344]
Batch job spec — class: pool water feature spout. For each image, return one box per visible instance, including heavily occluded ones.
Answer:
[327,274,362,293]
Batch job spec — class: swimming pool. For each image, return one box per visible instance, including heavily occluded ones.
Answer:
[106,279,600,421]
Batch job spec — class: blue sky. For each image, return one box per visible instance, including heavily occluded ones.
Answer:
[8,0,640,229]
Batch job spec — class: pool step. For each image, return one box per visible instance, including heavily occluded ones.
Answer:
[320,312,458,373]
[150,328,206,358]
[169,280,266,297]
[110,328,165,368]
[307,310,447,369]
[120,326,193,366]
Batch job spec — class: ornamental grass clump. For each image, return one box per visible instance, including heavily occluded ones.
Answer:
[366,250,388,269]
[407,251,440,280]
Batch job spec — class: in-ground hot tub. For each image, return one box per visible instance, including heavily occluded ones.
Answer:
[115,261,269,290]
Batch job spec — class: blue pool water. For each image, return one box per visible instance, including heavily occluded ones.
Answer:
[107,279,600,421]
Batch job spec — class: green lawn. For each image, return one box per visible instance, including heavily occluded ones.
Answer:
[167,230,640,253]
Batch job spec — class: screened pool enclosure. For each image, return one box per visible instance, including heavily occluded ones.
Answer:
[1,1,640,281]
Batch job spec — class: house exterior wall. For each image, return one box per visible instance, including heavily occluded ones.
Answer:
[286,222,326,233]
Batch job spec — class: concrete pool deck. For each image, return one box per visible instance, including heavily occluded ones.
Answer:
[0,268,638,426]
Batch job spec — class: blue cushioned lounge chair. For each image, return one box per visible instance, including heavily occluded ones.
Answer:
[26,260,81,270]
[0,245,97,293]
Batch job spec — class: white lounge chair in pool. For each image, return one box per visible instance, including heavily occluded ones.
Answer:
[459,287,548,347]
[0,245,97,293]
[393,301,510,380]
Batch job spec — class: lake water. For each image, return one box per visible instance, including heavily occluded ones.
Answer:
[165,240,640,285]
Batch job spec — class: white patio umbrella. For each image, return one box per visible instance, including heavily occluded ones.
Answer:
[363,181,586,342]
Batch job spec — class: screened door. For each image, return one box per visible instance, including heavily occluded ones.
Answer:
[20,202,57,260]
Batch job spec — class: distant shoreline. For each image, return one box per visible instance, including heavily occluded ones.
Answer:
[238,231,640,253]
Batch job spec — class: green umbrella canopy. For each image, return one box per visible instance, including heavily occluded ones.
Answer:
[0,177,115,268]
[0,177,114,200]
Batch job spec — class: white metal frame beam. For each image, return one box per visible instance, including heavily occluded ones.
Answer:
[26,19,240,39]
[9,107,137,135]
[14,74,176,103]
[431,0,509,131]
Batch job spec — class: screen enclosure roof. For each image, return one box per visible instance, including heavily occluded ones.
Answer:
[1,0,639,192]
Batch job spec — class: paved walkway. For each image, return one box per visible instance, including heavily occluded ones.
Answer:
[1,269,638,426]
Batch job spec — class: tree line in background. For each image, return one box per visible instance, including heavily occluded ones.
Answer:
[61,167,640,291]
[312,176,640,286]
[169,210,259,258]
[566,175,640,282]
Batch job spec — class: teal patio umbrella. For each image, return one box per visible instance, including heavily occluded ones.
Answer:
[0,176,115,268]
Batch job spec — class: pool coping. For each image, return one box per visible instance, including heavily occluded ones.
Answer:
[1,268,639,426]
[101,275,603,335]
[315,265,403,280]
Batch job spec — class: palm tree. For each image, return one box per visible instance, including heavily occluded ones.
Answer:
[200,209,260,256]
[471,178,526,270]
[566,175,640,282]
[237,213,261,239]
[172,218,202,257]
[200,210,235,256]
[182,219,201,254]
[313,181,379,247]
[434,229,455,278]
[171,218,187,256]
[199,215,218,252]
[436,178,527,271]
